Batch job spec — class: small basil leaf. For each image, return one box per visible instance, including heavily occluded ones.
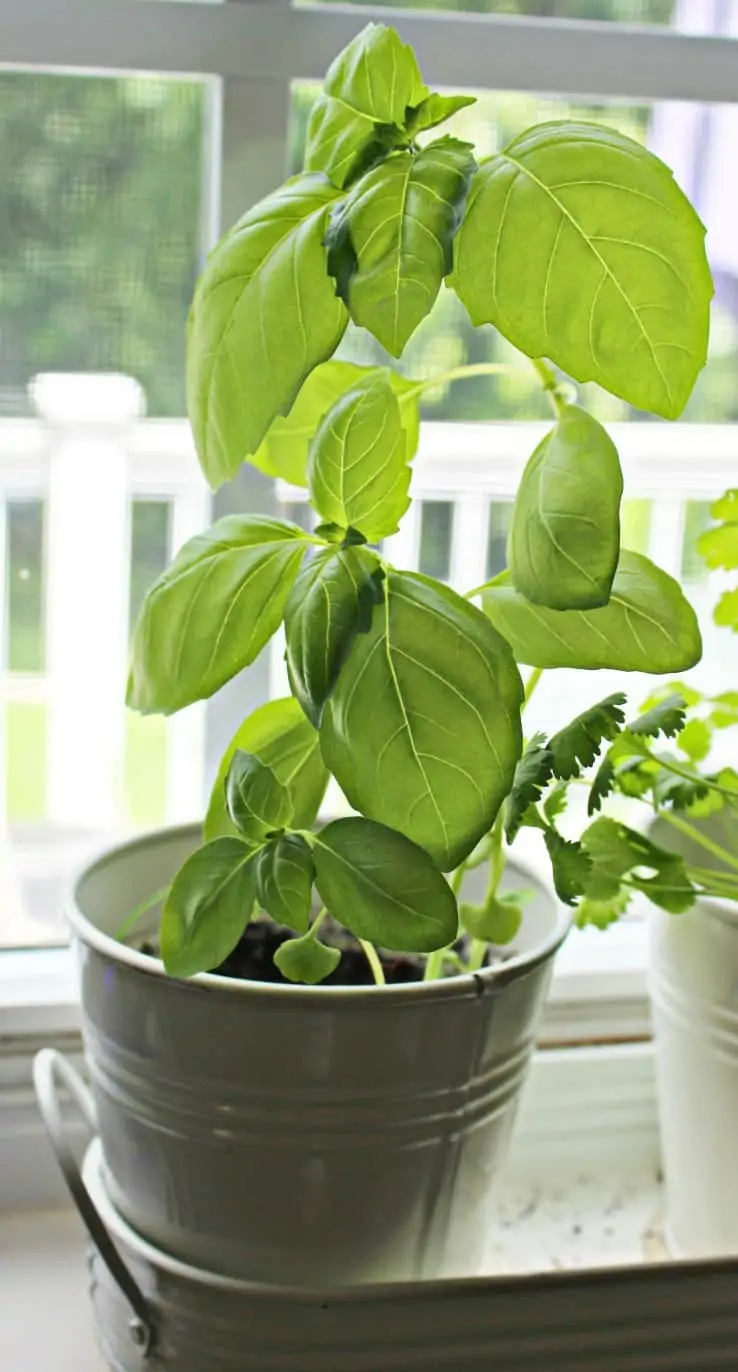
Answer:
[508,406,623,610]
[405,93,477,138]
[285,546,384,727]
[204,698,328,842]
[460,895,523,946]
[313,817,458,953]
[274,932,341,985]
[225,752,294,843]
[304,23,427,190]
[482,551,702,673]
[308,370,410,540]
[326,138,476,357]
[127,516,308,715]
[161,838,257,979]
[256,834,314,934]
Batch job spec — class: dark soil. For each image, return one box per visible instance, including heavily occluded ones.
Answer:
[139,916,500,986]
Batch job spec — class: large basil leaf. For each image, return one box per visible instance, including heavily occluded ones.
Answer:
[308,371,410,539]
[326,138,476,357]
[204,698,328,841]
[226,753,294,844]
[304,23,427,190]
[256,834,315,934]
[128,517,309,715]
[285,546,384,727]
[248,362,420,487]
[161,838,257,979]
[186,174,347,489]
[451,121,712,419]
[312,817,458,953]
[508,405,623,610]
[320,571,524,870]
[482,550,702,673]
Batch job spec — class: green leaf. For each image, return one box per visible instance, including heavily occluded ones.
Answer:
[576,889,631,931]
[312,817,458,953]
[677,718,712,763]
[249,363,421,487]
[504,734,553,843]
[285,546,384,727]
[543,779,570,824]
[715,587,738,633]
[225,753,294,843]
[641,680,703,711]
[274,931,341,985]
[588,756,616,816]
[307,371,411,540]
[544,829,592,905]
[652,767,710,813]
[204,698,328,842]
[255,834,314,934]
[128,517,309,715]
[482,551,702,673]
[460,893,523,946]
[304,23,427,190]
[508,406,623,610]
[698,490,738,570]
[582,816,696,913]
[326,138,476,357]
[405,93,477,138]
[161,839,257,979]
[321,570,523,870]
[451,120,712,419]
[186,174,347,489]
[549,692,627,780]
[629,692,687,740]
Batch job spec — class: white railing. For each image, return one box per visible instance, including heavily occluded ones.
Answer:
[1,373,734,844]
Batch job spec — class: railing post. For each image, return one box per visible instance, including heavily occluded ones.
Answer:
[34,374,143,831]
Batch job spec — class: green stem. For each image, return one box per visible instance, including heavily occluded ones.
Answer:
[423,948,445,982]
[310,906,329,937]
[531,357,565,416]
[403,361,524,400]
[359,939,386,986]
[467,812,506,973]
[115,887,169,943]
[658,810,738,874]
[524,666,544,708]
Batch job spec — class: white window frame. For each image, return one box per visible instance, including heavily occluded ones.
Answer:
[1,0,737,1053]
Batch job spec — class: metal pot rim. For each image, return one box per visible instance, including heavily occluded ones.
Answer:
[68,823,571,1003]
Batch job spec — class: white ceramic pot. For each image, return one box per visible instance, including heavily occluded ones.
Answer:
[53,824,568,1286]
[649,812,738,1257]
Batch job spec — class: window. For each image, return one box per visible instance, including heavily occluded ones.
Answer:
[1,0,736,1041]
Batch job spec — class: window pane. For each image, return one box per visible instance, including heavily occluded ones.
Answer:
[303,1,678,18]
[486,503,512,580]
[5,500,45,672]
[419,501,453,580]
[681,500,713,581]
[0,72,208,950]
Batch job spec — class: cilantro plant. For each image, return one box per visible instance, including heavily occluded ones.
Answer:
[126,23,714,982]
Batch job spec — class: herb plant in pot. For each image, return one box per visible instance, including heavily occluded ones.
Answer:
[38,23,712,1290]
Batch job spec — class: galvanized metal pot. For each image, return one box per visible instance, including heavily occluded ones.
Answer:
[61,824,567,1285]
[650,811,738,1257]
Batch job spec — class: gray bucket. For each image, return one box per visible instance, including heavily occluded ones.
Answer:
[57,824,568,1285]
[40,1137,738,1372]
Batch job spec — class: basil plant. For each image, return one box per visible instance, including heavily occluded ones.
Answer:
[127,24,714,983]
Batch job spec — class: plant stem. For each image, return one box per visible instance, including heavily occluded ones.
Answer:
[531,357,565,416]
[310,907,329,937]
[359,939,386,986]
[115,887,170,943]
[524,666,544,708]
[466,812,506,974]
[423,948,445,982]
[658,810,738,874]
[403,361,524,399]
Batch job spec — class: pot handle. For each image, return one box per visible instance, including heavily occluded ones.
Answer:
[33,1048,156,1357]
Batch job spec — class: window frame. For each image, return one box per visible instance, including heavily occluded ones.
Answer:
[1,0,736,1048]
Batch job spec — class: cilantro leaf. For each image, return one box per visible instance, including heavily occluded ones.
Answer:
[697,489,738,571]
[629,693,687,741]
[653,769,711,812]
[677,717,712,762]
[543,779,569,824]
[548,693,627,780]
[504,734,553,842]
[588,756,615,816]
[582,816,696,914]
[576,888,631,930]
[544,829,592,905]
